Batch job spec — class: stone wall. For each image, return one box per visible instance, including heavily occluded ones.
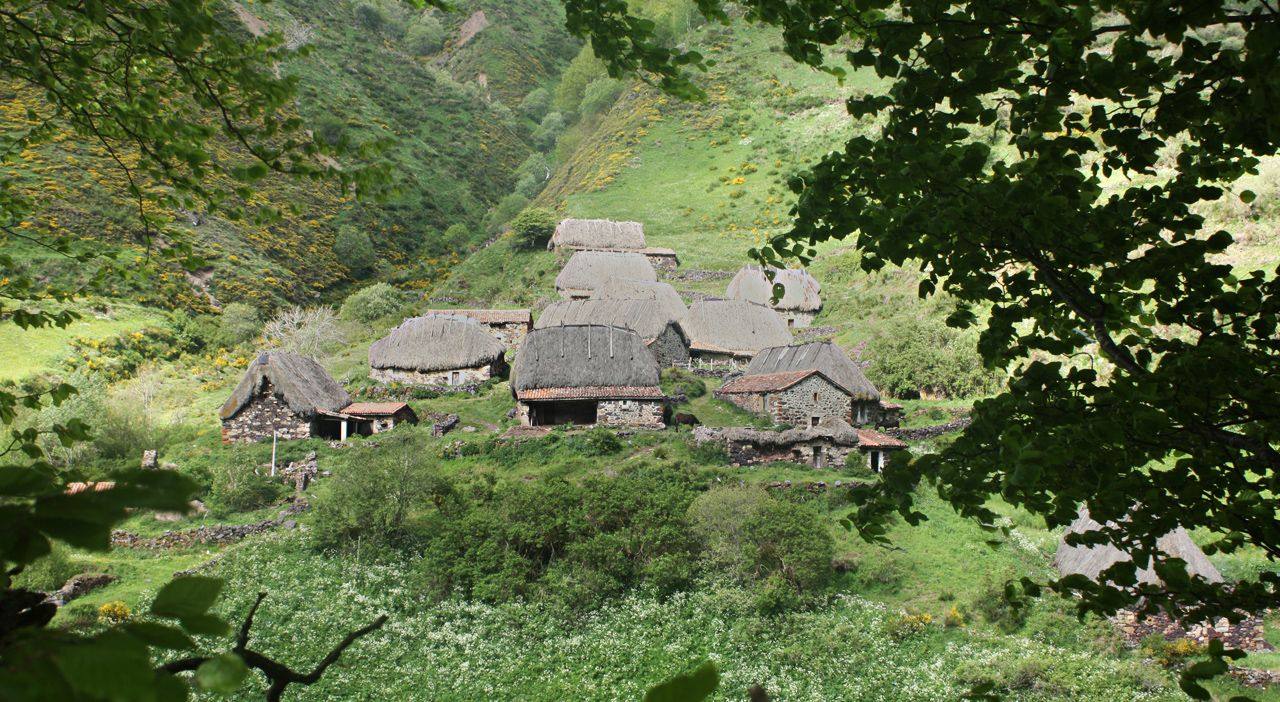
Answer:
[598,399,665,428]
[370,362,497,387]
[767,374,851,427]
[648,326,690,366]
[221,389,311,443]
[720,391,765,415]
[886,417,972,441]
[723,437,854,469]
[779,310,817,328]
[487,322,530,350]
[1114,609,1270,652]
[690,351,748,370]
[645,252,679,273]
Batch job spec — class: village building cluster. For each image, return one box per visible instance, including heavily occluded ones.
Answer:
[218,217,906,470]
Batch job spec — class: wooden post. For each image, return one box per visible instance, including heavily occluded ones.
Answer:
[340,419,348,441]
[270,431,278,477]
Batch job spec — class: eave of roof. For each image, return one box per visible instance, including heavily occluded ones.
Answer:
[516,386,665,401]
[341,402,412,416]
[717,369,831,394]
[856,428,907,449]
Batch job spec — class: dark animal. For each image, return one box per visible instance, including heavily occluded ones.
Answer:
[673,413,700,426]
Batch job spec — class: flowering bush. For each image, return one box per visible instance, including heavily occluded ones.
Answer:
[97,601,130,625]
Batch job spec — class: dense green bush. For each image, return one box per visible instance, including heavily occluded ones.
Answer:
[518,87,552,121]
[483,193,531,235]
[509,207,557,249]
[660,367,706,399]
[353,2,387,32]
[553,47,607,114]
[404,13,444,55]
[334,227,377,278]
[866,315,1001,399]
[208,459,289,517]
[216,302,262,347]
[340,282,408,324]
[578,78,623,117]
[969,573,1030,633]
[532,112,566,151]
[312,445,450,552]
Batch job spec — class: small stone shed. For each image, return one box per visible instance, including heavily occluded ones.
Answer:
[220,351,352,443]
[729,341,886,426]
[592,278,688,321]
[695,419,905,470]
[536,299,690,366]
[369,315,508,387]
[512,324,666,428]
[684,299,792,366]
[555,251,657,299]
[1054,508,1223,587]
[421,308,531,350]
[339,402,418,435]
[726,266,822,327]
[549,218,679,272]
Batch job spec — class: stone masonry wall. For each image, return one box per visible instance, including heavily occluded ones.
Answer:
[371,362,494,387]
[768,375,851,427]
[721,391,765,415]
[779,310,817,329]
[647,326,690,366]
[724,438,854,468]
[598,399,665,428]
[221,390,311,443]
[645,253,679,273]
[487,322,529,351]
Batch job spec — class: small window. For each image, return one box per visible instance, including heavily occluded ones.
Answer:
[812,391,819,402]
[787,318,795,327]
[810,416,820,428]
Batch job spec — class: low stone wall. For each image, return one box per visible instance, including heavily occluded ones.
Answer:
[1115,609,1271,652]
[646,253,679,273]
[669,269,732,283]
[45,573,118,606]
[599,399,665,428]
[886,417,971,441]
[111,500,309,550]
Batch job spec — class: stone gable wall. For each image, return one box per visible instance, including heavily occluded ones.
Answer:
[645,252,678,273]
[598,399,665,428]
[371,361,499,387]
[647,326,690,366]
[720,391,765,415]
[221,389,311,443]
[767,375,851,427]
[779,310,817,328]
[487,321,530,350]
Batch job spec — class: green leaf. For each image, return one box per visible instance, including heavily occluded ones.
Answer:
[124,622,196,650]
[196,653,249,693]
[1239,190,1256,204]
[151,576,224,620]
[644,661,719,702]
[53,631,155,702]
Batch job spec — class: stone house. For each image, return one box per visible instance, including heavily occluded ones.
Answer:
[220,351,352,443]
[512,324,666,428]
[730,341,889,426]
[555,250,657,299]
[592,278,688,321]
[726,266,822,328]
[694,419,906,470]
[549,218,679,272]
[421,308,531,350]
[369,314,508,387]
[339,402,418,435]
[683,299,792,367]
[536,298,690,366]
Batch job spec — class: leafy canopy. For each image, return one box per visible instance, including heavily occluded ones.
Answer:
[560,0,1280,634]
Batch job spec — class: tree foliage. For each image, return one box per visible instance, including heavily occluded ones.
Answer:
[560,0,1280,638]
[509,207,558,249]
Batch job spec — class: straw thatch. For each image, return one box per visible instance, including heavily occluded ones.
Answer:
[746,341,880,400]
[1053,508,1223,586]
[513,324,660,392]
[368,315,505,372]
[592,279,688,320]
[555,251,657,295]
[220,351,351,420]
[536,299,687,344]
[716,417,862,447]
[550,218,646,250]
[684,300,792,356]
[726,266,822,312]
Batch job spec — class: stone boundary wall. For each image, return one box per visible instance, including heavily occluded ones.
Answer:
[885,417,971,441]
[1115,609,1270,652]
[111,500,309,550]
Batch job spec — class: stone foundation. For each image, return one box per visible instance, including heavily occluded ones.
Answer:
[779,310,818,328]
[645,253,679,273]
[598,399,665,428]
[221,391,312,443]
[370,362,498,387]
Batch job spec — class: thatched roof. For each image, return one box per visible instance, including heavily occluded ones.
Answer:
[684,300,792,357]
[368,315,506,372]
[712,417,862,447]
[1053,508,1223,586]
[535,299,687,344]
[555,251,657,294]
[592,279,688,320]
[746,341,880,401]
[726,266,822,312]
[550,218,646,250]
[220,351,351,420]
[513,324,661,396]
[421,309,531,326]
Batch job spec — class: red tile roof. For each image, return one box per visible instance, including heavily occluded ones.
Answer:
[341,402,411,416]
[65,481,116,495]
[423,309,532,325]
[516,386,665,401]
[718,369,830,394]
[857,428,907,449]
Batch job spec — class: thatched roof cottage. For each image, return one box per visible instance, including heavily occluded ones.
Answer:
[369,315,508,387]
[220,351,352,443]
[555,251,657,299]
[421,308,531,350]
[536,299,690,366]
[719,341,892,427]
[726,266,822,327]
[549,218,679,271]
[684,299,792,366]
[694,419,906,470]
[1054,508,1223,587]
[512,324,666,428]
[592,279,688,321]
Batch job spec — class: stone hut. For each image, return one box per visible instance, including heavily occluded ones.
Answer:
[512,324,666,428]
[592,279,688,321]
[421,308,531,350]
[220,351,352,443]
[724,341,886,426]
[684,299,792,366]
[1054,508,1223,587]
[536,299,690,366]
[726,266,822,327]
[369,315,507,387]
[555,251,657,299]
[694,419,905,470]
[340,402,418,435]
[549,218,679,272]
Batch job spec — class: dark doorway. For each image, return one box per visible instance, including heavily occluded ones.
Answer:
[529,400,598,426]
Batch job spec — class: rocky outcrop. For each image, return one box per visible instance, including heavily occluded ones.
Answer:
[45,573,117,606]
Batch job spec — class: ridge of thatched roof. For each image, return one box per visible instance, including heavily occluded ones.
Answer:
[726,266,822,312]
[369,315,506,372]
[592,279,688,320]
[685,299,792,357]
[535,299,687,344]
[220,351,351,420]
[513,324,661,393]
[1053,508,1223,586]
[555,251,657,294]
[550,218,646,250]
[746,341,880,401]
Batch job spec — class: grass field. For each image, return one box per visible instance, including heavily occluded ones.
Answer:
[0,303,162,381]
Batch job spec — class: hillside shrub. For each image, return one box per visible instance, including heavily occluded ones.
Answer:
[660,367,706,399]
[404,13,445,55]
[579,78,623,117]
[312,445,450,552]
[441,223,471,249]
[509,207,557,249]
[208,459,288,517]
[216,302,262,347]
[519,87,552,121]
[483,193,530,235]
[353,2,387,32]
[970,573,1029,633]
[532,112,566,151]
[334,227,377,278]
[553,47,607,114]
[12,543,79,592]
[340,282,408,324]
[866,315,1000,399]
